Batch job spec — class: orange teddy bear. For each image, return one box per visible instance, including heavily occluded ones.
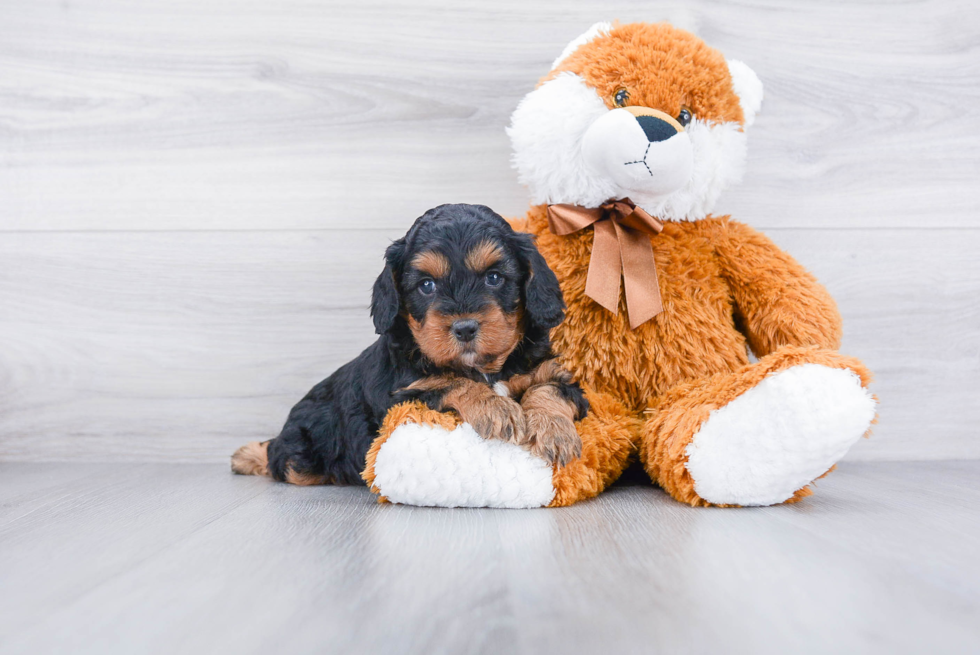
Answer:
[363,22,877,508]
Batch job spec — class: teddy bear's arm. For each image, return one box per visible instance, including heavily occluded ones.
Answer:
[714,219,842,357]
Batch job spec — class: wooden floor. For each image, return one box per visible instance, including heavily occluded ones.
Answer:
[1,461,978,654]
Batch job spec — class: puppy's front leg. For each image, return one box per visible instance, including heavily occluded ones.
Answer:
[398,376,526,445]
[512,360,587,467]
[445,380,526,445]
[521,385,581,466]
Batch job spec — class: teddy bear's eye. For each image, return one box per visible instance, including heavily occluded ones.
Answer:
[677,107,693,127]
[613,88,630,107]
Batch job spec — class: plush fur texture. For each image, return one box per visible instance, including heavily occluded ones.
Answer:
[524,203,876,505]
[685,363,877,506]
[377,21,878,508]
[371,406,556,509]
[508,22,755,220]
[231,203,585,485]
[726,59,764,128]
[362,393,636,508]
[547,390,637,506]
[509,73,615,208]
[639,346,876,507]
[525,211,844,412]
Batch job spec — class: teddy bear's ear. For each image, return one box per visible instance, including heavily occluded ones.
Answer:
[727,59,764,127]
[551,22,612,70]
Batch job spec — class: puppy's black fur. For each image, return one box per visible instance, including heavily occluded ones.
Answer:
[252,203,586,485]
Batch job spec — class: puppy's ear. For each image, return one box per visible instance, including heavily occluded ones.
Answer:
[513,232,565,329]
[371,237,406,335]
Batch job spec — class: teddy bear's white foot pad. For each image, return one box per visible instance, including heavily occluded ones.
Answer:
[372,422,556,508]
[684,364,876,506]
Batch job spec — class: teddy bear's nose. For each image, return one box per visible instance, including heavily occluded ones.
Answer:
[635,115,679,143]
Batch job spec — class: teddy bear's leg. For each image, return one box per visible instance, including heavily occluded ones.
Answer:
[362,391,637,508]
[639,346,877,507]
[548,390,639,507]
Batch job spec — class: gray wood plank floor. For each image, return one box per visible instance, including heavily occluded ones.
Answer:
[1,461,978,654]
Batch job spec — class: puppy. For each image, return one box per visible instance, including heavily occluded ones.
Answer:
[231,203,587,486]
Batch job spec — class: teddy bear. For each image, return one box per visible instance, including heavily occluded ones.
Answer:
[361,21,878,508]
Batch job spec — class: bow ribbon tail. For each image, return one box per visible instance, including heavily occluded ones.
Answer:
[584,219,622,314]
[614,221,664,329]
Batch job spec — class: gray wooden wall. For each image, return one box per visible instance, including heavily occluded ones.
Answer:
[2,0,978,463]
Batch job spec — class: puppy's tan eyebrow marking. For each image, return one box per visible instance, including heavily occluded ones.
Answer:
[412,250,450,278]
[465,240,504,272]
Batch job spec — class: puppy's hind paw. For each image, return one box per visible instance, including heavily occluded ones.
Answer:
[231,441,269,477]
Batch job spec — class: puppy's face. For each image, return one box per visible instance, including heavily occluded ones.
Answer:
[402,233,522,372]
[371,204,565,373]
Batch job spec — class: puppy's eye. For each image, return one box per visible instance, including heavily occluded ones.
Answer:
[677,107,693,127]
[613,88,630,107]
[485,271,504,287]
[418,278,436,295]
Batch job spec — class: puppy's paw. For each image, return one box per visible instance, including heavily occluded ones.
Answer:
[231,441,269,476]
[521,384,583,467]
[471,395,526,445]
[438,377,526,445]
[524,410,581,466]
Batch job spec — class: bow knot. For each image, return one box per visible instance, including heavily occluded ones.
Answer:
[546,198,664,329]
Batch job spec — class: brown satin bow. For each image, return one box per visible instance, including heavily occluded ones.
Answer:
[546,198,664,329]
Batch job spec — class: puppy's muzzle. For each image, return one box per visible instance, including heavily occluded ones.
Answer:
[581,106,694,197]
[451,318,480,343]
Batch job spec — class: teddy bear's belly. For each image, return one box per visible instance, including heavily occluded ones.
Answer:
[527,209,752,413]
[552,274,751,413]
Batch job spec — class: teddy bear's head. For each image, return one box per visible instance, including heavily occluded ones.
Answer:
[507,22,763,220]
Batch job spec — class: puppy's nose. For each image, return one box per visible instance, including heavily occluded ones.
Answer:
[451,319,480,343]
[635,115,679,143]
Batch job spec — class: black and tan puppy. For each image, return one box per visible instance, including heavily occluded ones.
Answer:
[231,203,587,486]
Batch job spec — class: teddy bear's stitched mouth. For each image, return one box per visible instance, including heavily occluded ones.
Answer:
[623,143,654,177]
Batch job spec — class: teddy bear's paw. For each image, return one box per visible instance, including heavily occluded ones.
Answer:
[684,364,877,506]
[371,422,556,508]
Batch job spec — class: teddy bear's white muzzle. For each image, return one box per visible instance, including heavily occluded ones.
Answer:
[581,108,694,197]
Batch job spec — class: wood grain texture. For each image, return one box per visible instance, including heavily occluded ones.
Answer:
[0,0,977,230]
[0,230,395,461]
[0,461,978,654]
[1,228,978,462]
